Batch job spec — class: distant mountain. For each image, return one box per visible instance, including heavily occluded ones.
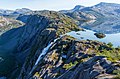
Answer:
[0,16,23,34]
[90,2,120,19]
[59,2,120,34]
[16,11,34,23]
[60,5,104,22]
[79,2,120,34]
[2,2,120,21]
[0,8,31,34]
[61,2,120,23]
[80,19,120,34]
[0,8,32,19]
[65,10,97,22]
[14,8,32,14]
[0,8,32,15]
[60,5,85,13]
[0,9,13,15]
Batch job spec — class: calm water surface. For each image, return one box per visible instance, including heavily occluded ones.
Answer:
[67,30,120,47]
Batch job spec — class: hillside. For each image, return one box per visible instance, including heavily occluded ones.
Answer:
[60,2,120,34]
[0,10,119,79]
[0,16,23,34]
[0,11,81,78]
[61,2,120,23]
[0,2,120,79]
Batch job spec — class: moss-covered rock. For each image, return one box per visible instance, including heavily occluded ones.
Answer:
[1,10,120,79]
[10,11,82,79]
[25,35,120,79]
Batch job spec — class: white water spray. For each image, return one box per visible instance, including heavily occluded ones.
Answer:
[29,38,59,75]
[35,38,58,65]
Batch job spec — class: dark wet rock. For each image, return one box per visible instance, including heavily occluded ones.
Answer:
[94,32,106,38]
[76,33,80,35]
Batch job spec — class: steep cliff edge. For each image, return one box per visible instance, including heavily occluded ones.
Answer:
[17,35,120,79]
[0,10,81,78]
[0,10,119,79]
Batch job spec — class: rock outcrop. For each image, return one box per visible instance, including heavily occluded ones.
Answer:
[0,10,119,79]
[94,33,106,39]
[19,35,119,79]
[0,10,81,78]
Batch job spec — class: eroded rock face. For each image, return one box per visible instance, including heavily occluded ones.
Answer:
[0,10,119,79]
[0,10,81,78]
[18,35,119,79]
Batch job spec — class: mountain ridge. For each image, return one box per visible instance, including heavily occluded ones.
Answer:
[60,2,120,21]
[0,2,120,79]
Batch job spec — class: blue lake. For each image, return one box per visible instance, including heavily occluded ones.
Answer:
[67,30,120,47]
[66,19,120,47]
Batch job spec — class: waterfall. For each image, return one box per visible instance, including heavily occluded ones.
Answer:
[29,38,59,75]
[34,35,64,65]
[35,38,58,65]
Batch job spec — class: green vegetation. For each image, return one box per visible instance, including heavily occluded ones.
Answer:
[113,70,120,75]
[39,11,82,36]
[63,61,78,70]
[34,72,43,79]
[107,42,113,48]
[113,70,120,79]
[97,47,120,62]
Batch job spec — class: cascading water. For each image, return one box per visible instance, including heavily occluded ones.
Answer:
[29,38,59,75]
[35,38,58,65]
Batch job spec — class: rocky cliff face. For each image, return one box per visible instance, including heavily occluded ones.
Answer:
[0,10,119,79]
[0,10,81,78]
[18,35,120,79]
